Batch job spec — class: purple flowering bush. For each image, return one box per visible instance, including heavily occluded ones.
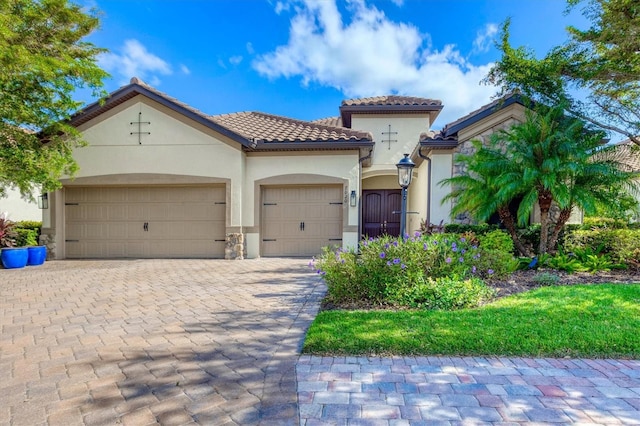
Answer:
[311,230,517,309]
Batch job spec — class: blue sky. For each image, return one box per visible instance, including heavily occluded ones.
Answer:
[82,0,587,129]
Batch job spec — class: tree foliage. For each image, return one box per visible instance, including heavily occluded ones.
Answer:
[440,140,531,256]
[486,0,640,144]
[0,0,108,199]
[442,104,639,255]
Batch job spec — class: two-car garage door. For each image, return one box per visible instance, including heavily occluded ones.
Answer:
[65,186,226,258]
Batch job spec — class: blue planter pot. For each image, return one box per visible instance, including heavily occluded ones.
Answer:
[27,246,47,266]
[1,247,29,269]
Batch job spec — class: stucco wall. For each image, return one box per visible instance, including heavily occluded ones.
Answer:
[45,97,245,259]
[0,188,41,221]
[430,152,453,225]
[73,97,244,224]
[410,159,428,233]
[244,151,360,257]
[352,114,430,171]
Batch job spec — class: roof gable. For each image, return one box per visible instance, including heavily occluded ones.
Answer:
[440,93,526,138]
[419,93,529,150]
[70,78,254,148]
[70,78,374,152]
[339,95,443,128]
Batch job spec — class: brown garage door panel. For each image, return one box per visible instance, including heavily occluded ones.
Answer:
[262,186,343,257]
[65,186,226,259]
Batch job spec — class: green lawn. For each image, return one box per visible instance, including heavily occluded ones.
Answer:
[303,284,640,358]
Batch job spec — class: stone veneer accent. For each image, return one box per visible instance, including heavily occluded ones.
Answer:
[225,233,245,260]
[39,230,56,260]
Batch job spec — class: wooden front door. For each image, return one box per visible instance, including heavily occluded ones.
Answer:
[362,190,401,238]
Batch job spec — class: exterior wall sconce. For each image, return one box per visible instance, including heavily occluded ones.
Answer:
[350,190,357,207]
[38,193,49,209]
[396,153,415,239]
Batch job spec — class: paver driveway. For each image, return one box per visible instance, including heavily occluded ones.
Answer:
[1,258,325,426]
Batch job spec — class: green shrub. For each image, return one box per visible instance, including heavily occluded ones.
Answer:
[477,230,512,253]
[312,231,516,308]
[15,229,38,247]
[443,223,499,235]
[563,228,640,266]
[582,217,624,229]
[472,230,519,277]
[532,271,560,285]
[16,220,42,231]
[14,221,42,247]
[542,251,585,273]
[385,274,495,310]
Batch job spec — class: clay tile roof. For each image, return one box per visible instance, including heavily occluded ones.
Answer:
[418,130,459,149]
[312,116,343,127]
[441,93,526,138]
[70,77,254,146]
[71,77,372,150]
[339,95,443,128]
[211,111,373,145]
[341,95,442,107]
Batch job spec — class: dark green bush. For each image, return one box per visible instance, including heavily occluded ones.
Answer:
[312,232,514,309]
[563,228,640,267]
[443,223,499,235]
[581,217,629,230]
[13,221,42,247]
[385,275,495,310]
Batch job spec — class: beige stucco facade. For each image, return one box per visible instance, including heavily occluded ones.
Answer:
[0,188,41,222]
[34,83,561,260]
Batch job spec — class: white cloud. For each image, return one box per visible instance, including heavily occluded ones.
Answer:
[275,1,290,14]
[473,23,498,54]
[253,0,499,126]
[389,0,404,6]
[229,55,243,65]
[246,42,255,55]
[99,39,172,85]
[180,64,191,75]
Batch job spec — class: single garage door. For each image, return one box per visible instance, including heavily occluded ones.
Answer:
[65,186,226,258]
[262,186,343,257]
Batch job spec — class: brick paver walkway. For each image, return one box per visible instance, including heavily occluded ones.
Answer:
[1,259,324,426]
[297,356,640,425]
[3,259,640,425]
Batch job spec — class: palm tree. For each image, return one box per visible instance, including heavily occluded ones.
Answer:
[441,140,531,256]
[442,103,639,255]
[490,105,582,254]
[547,144,640,250]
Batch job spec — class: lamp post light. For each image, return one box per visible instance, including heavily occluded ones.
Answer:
[396,153,415,240]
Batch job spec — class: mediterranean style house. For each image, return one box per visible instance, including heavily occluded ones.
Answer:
[38,78,530,260]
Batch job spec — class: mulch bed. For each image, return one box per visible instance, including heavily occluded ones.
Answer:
[320,269,640,311]
[487,269,640,298]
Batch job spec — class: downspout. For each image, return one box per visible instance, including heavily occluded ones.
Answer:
[418,146,432,230]
[357,148,373,240]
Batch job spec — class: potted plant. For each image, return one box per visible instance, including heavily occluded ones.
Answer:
[14,222,47,265]
[1,212,28,269]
